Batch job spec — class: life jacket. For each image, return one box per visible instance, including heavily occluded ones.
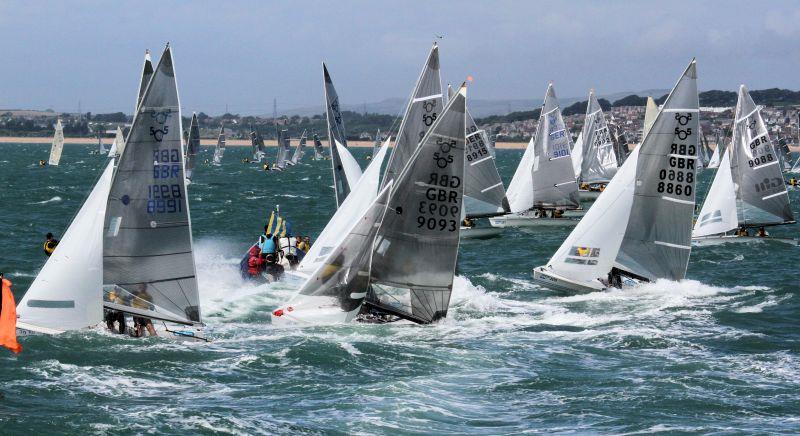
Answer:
[43,239,58,256]
[247,246,263,276]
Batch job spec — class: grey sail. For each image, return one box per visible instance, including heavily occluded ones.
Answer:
[579,90,618,184]
[380,44,442,190]
[291,130,307,164]
[136,50,154,111]
[323,63,352,206]
[372,129,382,156]
[448,85,509,217]
[212,123,225,165]
[531,84,580,209]
[250,126,265,162]
[730,85,794,226]
[276,129,290,169]
[313,133,325,160]
[367,85,466,324]
[103,45,201,326]
[185,112,200,181]
[616,60,699,282]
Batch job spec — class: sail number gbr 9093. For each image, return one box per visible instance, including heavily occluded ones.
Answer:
[656,113,695,197]
[148,148,183,214]
[417,137,460,232]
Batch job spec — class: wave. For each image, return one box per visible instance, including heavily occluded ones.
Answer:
[30,196,62,204]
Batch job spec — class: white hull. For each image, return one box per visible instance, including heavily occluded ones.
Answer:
[17,320,209,342]
[460,226,504,239]
[489,213,580,228]
[531,266,606,293]
[692,234,799,246]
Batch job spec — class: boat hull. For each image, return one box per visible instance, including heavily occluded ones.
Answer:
[531,266,606,294]
[579,189,602,201]
[489,213,579,228]
[692,235,799,246]
[460,226,504,239]
[17,320,209,342]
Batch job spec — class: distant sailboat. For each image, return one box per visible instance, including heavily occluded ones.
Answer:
[212,123,226,166]
[312,133,326,160]
[185,112,200,181]
[273,129,288,171]
[692,85,796,246]
[108,126,125,158]
[102,45,205,339]
[97,131,107,155]
[48,119,64,166]
[289,130,307,165]
[272,85,467,325]
[490,83,580,228]
[250,126,266,163]
[323,64,362,206]
[17,161,115,334]
[371,129,382,157]
[576,90,619,201]
[532,59,699,293]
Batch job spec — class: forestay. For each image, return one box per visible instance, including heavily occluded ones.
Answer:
[185,113,200,181]
[692,148,737,237]
[579,90,618,184]
[368,86,466,324]
[323,63,357,206]
[48,119,64,166]
[17,161,115,332]
[103,45,201,326]
[616,60,699,281]
[729,85,794,227]
[531,84,580,209]
[380,44,442,190]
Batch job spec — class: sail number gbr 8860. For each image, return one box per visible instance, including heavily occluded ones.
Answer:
[657,113,696,197]
[148,148,183,214]
[417,137,461,232]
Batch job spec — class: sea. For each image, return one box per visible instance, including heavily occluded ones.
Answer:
[0,142,798,434]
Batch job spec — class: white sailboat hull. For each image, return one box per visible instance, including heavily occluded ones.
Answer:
[459,225,504,239]
[489,212,580,228]
[531,266,607,293]
[692,234,799,246]
[17,320,208,342]
[270,296,362,326]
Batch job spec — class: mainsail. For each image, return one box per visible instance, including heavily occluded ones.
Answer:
[692,148,737,237]
[136,50,154,111]
[250,126,266,162]
[531,84,580,209]
[212,123,226,165]
[367,85,466,324]
[729,85,794,227]
[48,119,65,166]
[380,44,442,190]
[102,45,201,326]
[579,90,618,184]
[275,129,290,169]
[185,112,200,181]
[616,59,699,281]
[290,130,307,165]
[323,63,359,206]
[17,161,115,332]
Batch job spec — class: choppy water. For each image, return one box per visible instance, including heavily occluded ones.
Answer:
[1,143,799,434]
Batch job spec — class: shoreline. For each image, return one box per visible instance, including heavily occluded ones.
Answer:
[0,136,531,149]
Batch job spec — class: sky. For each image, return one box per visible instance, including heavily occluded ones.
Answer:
[1,0,799,115]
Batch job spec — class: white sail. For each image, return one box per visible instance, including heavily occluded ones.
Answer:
[616,60,699,281]
[707,144,720,169]
[17,161,115,333]
[323,63,360,206]
[290,130,307,164]
[579,90,618,184]
[48,119,64,166]
[212,124,225,165]
[571,132,583,179]
[109,126,125,158]
[103,45,201,326]
[642,96,658,139]
[136,50,154,112]
[791,154,800,173]
[692,148,737,237]
[336,140,363,191]
[506,136,536,212]
[295,138,390,277]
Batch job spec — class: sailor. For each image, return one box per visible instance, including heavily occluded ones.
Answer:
[303,236,312,249]
[789,178,799,187]
[259,231,277,256]
[39,159,46,166]
[607,269,622,289]
[43,233,59,257]
[103,289,126,334]
[757,226,769,238]
[131,284,157,337]
[262,253,285,282]
[247,245,264,276]
[736,226,749,237]
[296,236,309,253]
[553,209,564,218]
[461,218,475,228]
[263,162,270,171]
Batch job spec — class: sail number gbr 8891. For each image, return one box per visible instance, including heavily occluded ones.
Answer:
[417,136,461,232]
[657,112,696,197]
[149,148,183,214]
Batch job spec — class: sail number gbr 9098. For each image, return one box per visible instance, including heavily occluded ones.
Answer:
[417,137,460,232]
[656,113,695,197]
[148,148,183,214]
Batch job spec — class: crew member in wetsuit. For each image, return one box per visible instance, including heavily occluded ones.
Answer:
[757,226,769,237]
[607,269,622,289]
[103,289,126,334]
[131,284,157,337]
[43,233,59,257]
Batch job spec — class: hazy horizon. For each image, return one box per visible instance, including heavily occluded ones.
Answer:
[2,0,799,116]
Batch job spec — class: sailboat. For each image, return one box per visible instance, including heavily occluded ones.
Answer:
[312,133,326,160]
[47,119,65,166]
[490,83,581,228]
[17,161,115,334]
[532,59,700,293]
[108,126,125,158]
[288,130,307,165]
[212,123,226,166]
[273,129,289,171]
[250,126,266,163]
[369,129,382,158]
[692,85,796,246]
[102,44,206,340]
[323,63,362,206]
[97,131,107,155]
[271,85,467,325]
[576,90,619,201]
[184,112,200,182]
